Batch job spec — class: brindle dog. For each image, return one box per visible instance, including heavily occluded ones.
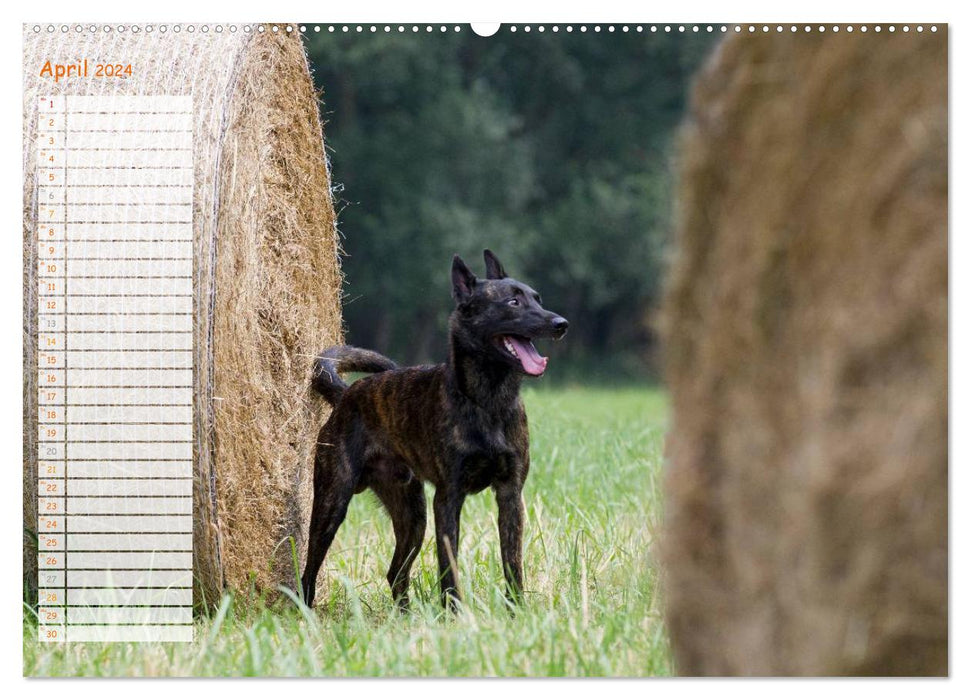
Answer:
[300,250,568,610]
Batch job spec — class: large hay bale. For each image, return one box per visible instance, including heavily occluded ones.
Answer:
[662,28,947,676]
[22,24,343,605]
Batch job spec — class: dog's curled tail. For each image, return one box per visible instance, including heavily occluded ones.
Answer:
[311,345,398,405]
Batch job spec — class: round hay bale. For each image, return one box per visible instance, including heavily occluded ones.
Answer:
[22,24,343,606]
[661,29,947,675]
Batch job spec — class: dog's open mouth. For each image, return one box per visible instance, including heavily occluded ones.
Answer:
[497,335,548,376]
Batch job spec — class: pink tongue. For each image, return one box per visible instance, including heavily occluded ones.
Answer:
[507,336,548,376]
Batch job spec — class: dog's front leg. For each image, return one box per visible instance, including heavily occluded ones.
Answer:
[495,479,525,605]
[433,487,465,610]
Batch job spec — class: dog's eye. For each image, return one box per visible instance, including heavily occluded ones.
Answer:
[507,298,520,307]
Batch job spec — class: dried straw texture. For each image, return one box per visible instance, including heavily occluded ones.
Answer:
[208,33,343,597]
[22,25,342,606]
[662,29,947,676]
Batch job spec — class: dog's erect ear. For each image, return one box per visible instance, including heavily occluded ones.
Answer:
[483,249,507,280]
[452,255,477,302]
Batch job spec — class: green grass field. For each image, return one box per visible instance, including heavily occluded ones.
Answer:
[24,387,671,677]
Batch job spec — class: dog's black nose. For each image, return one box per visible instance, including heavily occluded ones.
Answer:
[551,316,569,337]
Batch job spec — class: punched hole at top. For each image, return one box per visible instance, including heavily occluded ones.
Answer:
[471,23,500,37]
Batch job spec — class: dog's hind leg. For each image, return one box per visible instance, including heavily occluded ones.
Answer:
[300,450,355,607]
[372,473,427,611]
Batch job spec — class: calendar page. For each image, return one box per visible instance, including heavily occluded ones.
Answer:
[21,18,948,681]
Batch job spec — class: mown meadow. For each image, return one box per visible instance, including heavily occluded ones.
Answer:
[24,386,671,677]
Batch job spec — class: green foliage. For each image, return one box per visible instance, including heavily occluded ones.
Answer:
[304,30,719,372]
[24,387,672,677]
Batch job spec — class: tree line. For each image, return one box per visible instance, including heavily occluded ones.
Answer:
[304,29,718,381]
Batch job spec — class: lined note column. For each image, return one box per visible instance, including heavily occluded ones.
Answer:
[53,95,194,642]
[37,95,68,642]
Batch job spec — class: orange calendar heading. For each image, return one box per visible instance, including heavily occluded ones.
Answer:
[39,60,133,82]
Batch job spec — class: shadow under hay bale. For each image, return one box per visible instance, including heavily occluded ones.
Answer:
[662,28,947,676]
[22,25,343,607]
